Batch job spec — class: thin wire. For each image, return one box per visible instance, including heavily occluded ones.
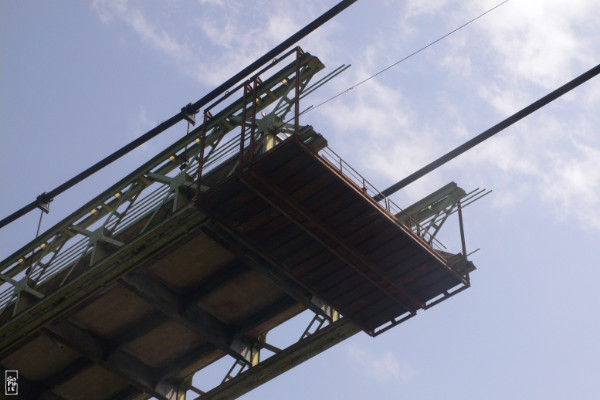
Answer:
[0,0,358,230]
[304,0,509,114]
[375,62,600,199]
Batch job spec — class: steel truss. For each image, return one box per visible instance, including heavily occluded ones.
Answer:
[1,44,482,400]
[182,312,359,400]
[0,48,326,328]
[0,47,361,400]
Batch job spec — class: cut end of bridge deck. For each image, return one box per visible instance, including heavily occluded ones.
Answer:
[198,135,472,336]
[0,44,477,399]
[0,132,475,399]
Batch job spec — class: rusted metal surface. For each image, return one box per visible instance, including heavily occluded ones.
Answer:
[0,218,308,399]
[198,137,471,335]
[0,133,475,398]
[0,41,476,398]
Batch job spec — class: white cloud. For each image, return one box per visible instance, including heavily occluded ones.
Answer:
[92,0,192,63]
[345,344,416,383]
[89,0,600,231]
[472,0,596,90]
[456,0,600,229]
[197,0,231,6]
[540,142,600,230]
[129,12,190,60]
[404,0,451,18]
[191,7,304,86]
[130,107,152,136]
[92,0,127,23]
[91,0,329,87]
[381,0,600,230]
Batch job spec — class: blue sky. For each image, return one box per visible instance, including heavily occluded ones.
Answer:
[2,0,600,399]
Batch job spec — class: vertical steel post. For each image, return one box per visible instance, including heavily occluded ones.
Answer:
[177,376,193,400]
[240,83,249,169]
[250,78,258,164]
[294,47,302,137]
[457,201,467,255]
[332,309,339,322]
[195,112,209,206]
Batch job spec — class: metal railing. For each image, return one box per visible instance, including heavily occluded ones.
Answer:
[319,146,447,251]
[0,49,325,317]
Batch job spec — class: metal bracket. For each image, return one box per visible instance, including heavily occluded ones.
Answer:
[36,192,53,214]
[181,103,197,126]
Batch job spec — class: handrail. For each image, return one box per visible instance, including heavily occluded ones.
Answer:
[319,146,447,251]
[0,50,324,315]
[0,0,357,229]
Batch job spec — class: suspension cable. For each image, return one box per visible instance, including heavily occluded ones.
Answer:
[374,62,600,201]
[0,0,357,230]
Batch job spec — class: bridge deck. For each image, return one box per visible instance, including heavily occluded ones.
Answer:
[1,212,307,399]
[0,134,470,400]
[198,137,467,334]
[0,43,474,399]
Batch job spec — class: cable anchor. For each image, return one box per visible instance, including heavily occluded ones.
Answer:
[181,103,197,126]
[36,192,53,214]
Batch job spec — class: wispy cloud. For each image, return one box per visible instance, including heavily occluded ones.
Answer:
[470,0,596,90]
[92,0,192,64]
[540,140,600,230]
[91,0,325,87]
[90,0,600,230]
[313,68,447,201]
[345,343,416,383]
[197,0,230,7]
[404,0,452,19]
[130,107,153,136]
[374,0,600,230]
[456,0,600,229]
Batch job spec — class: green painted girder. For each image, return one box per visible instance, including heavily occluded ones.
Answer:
[0,50,325,333]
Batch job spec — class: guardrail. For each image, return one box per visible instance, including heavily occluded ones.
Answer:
[0,49,325,317]
[319,146,447,251]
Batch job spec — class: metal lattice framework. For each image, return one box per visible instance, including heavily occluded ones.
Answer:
[0,48,327,339]
[1,47,481,400]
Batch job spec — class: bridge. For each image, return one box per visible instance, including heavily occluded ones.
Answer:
[0,47,483,399]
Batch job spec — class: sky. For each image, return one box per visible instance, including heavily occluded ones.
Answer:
[1,0,600,399]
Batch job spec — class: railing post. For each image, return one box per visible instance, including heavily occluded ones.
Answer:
[250,78,258,164]
[457,201,467,255]
[240,83,249,169]
[195,111,210,206]
[294,47,302,137]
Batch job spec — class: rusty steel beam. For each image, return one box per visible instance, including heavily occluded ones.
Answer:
[155,296,301,382]
[242,172,423,312]
[110,312,169,352]
[200,222,330,319]
[457,202,467,256]
[120,271,253,365]
[182,262,249,307]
